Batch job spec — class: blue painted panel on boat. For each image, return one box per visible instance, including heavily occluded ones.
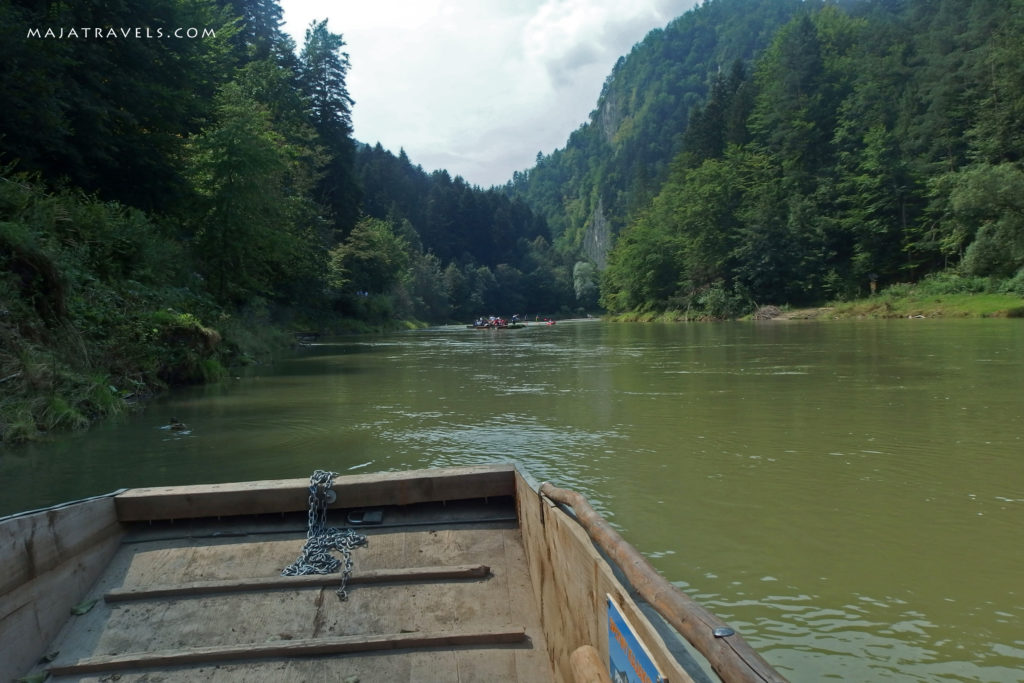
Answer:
[607,595,666,683]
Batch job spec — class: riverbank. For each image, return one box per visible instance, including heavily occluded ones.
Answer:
[763,293,1024,320]
[0,174,436,445]
[609,274,1024,323]
[0,305,285,444]
[0,311,428,445]
[614,293,1024,324]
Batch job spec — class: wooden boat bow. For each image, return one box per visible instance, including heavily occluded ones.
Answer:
[3,465,788,682]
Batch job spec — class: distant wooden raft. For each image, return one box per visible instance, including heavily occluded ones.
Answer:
[105,564,491,602]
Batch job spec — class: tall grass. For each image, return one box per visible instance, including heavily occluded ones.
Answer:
[828,271,1024,318]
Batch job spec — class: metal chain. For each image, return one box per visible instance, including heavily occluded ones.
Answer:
[281,469,367,599]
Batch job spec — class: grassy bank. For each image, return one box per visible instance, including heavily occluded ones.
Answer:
[0,176,307,445]
[606,272,1024,322]
[782,293,1024,320]
[777,274,1024,320]
[0,302,424,445]
[0,299,299,444]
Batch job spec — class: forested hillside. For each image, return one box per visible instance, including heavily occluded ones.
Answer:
[0,0,562,442]
[510,0,1024,317]
[354,143,580,321]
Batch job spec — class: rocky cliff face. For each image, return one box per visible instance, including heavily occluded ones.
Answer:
[596,84,624,145]
[584,197,611,269]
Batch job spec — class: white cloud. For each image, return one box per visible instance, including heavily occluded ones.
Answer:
[280,0,692,187]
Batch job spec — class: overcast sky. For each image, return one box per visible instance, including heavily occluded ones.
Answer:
[279,0,695,188]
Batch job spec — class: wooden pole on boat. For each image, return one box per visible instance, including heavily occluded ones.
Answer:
[539,483,787,683]
[570,644,613,683]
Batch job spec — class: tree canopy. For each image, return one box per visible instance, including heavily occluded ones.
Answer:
[3,0,1022,341]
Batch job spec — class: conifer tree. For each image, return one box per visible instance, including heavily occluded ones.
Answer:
[300,19,361,237]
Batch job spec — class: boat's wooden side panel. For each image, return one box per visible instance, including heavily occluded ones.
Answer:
[515,472,694,683]
[114,464,517,521]
[0,496,123,683]
[0,496,121,595]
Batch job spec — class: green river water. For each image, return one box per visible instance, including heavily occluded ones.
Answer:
[2,319,1022,681]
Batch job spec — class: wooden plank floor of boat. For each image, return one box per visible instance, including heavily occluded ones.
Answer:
[40,499,553,682]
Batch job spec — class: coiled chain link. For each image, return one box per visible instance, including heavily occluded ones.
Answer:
[281,469,367,599]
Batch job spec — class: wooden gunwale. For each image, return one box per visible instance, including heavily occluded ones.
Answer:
[114,464,516,521]
[539,482,787,683]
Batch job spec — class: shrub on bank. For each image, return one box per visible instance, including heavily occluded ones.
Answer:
[0,175,230,444]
